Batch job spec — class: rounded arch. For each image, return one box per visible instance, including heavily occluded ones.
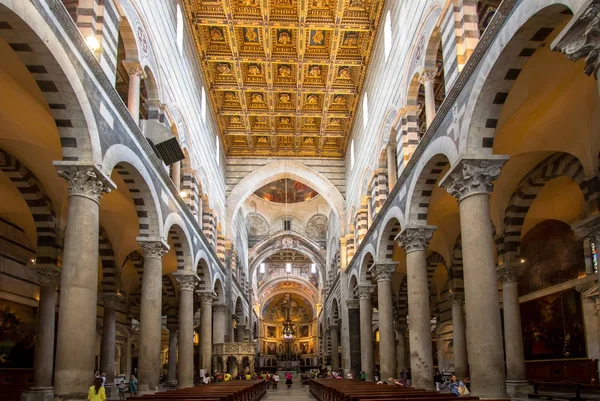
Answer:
[404,136,458,224]
[143,65,160,103]
[357,245,376,284]
[375,206,405,263]
[102,144,163,238]
[331,298,340,324]
[213,277,225,303]
[0,2,102,163]
[348,273,359,299]
[226,160,346,237]
[406,72,422,107]
[163,213,194,271]
[460,1,576,155]
[194,249,214,292]
[99,225,119,294]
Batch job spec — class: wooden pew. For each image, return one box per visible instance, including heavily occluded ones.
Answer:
[126,380,265,401]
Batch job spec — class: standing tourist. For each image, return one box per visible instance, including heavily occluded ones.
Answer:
[88,378,106,401]
[285,371,293,389]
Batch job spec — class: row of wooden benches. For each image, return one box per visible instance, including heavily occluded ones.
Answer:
[308,379,509,401]
[127,380,266,401]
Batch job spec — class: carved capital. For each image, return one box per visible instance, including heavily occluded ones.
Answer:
[103,293,123,309]
[395,225,436,253]
[122,60,146,78]
[553,1,600,79]
[572,214,600,244]
[174,273,199,292]
[138,238,169,259]
[166,324,178,333]
[419,68,437,84]
[212,302,227,313]
[31,265,61,287]
[329,324,339,333]
[496,262,525,284]
[440,155,509,201]
[356,285,374,300]
[199,291,217,305]
[54,162,115,204]
[449,293,464,307]
[346,299,359,310]
[371,263,397,283]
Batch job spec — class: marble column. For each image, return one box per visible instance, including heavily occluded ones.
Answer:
[420,69,437,128]
[397,226,436,390]
[53,163,114,399]
[366,196,373,228]
[199,292,215,374]
[174,273,198,388]
[346,299,361,378]
[498,263,532,396]
[101,294,122,391]
[440,156,508,398]
[387,145,398,192]
[137,239,169,393]
[395,322,408,374]
[166,325,178,387]
[172,161,181,191]
[553,1,600,99]
[450,294,468,380]
[330,324,340,371]
[122,61,145,126]
[357,285,375,381]
[373,263,397,381]
[212,303,226,344]
[237,324,246,343]
[26,266,60,397]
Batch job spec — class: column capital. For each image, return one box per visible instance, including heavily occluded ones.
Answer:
[102,293,123,309]
[122,60,146,78]
[198,291,217,304]
[449,292,465,307]
[395,225,436,253]
[137,238,169,259]
[54,162,116,204]
[419,68,437,84]
[212,302,227,313]
[329,324,339,332]
[356,285,375,300]
[166,324,178,332]
[371,263,397,283]
[440,155,509,201]
[346,299,359,310]
[31,264,61,287]
[572,214,600,244]
[174,272,199,292]
[496,262,525,284]
[552,1,600,79]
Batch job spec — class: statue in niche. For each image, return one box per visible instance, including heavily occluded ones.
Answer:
[278,30,292,45]
[210,27,224,42]
[338,67,350,79]
[280,117,290,125]
[225,92,236,102]
[248,64,261,75]
[333,95,346,104]
[217,63,232,75]
[278,65,292,77]
[252,93,264,103]
[306,94,318,104]
[310,30,325,45]
[279,93,291,103]
[230,116,241,124]
[342,32,358,47]
[308,65,321,77]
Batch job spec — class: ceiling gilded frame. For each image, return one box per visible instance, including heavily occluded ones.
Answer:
[183,0,386,158]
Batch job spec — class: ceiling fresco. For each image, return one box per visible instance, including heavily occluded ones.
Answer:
[262,293,313,323]
[253,179,319,203]
[182,0,386,158]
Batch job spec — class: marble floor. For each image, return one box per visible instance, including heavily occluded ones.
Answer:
[261,382,316,401]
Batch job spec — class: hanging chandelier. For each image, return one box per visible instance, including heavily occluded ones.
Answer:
[282,295,294,340]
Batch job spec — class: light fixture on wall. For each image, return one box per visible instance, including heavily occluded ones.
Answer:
[286,262,292,273]
[260,263,266,273]
[179,191,188,198]
[86,34,100,52]
[311,263,316,274]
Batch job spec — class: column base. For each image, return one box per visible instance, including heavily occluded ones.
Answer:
[164,381,177,388]
[104,385,119,399]
[506,380,534,397]
[21,388,54,401]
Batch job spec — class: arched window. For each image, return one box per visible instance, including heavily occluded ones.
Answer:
[350,140,355,170]
[384,10,392,61]
[176,4,184,54]
[362,92,369,129]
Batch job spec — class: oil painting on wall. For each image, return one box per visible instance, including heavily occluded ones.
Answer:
[0,299,37,368]
[520,288,585,361]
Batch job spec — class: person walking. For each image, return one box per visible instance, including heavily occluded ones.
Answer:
[360,371,366,381]
[88,378,106,401]
[285,371,293,389]
[406,368,412,387]
[128,375,138,397]
[434,369,443,391]
[272,372,279,389]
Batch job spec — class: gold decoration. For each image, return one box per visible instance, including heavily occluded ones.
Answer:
[252,93,264,103]
[279,93,291,103]
[278,30,292,45]
[248,64,261,75]
[342,32,359,47]
[338,67,351,79]
[217,63,232,75]
[333,95,346,104]
[210,27,224,42]
[308,65,321,77]
[306,94,318,104]
[278,65,292,77]
[225,92,237,102]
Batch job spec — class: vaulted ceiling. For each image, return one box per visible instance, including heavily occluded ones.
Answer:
[183,0,385,158]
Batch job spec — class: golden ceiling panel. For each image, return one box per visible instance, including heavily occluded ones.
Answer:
[183,0,386,158]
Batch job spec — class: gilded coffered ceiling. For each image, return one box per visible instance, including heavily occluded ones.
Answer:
[182,0,386,158]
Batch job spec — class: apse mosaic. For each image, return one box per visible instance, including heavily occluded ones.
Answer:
[182,0,386,157]
[254,179,319,203]
[262,293,313,323]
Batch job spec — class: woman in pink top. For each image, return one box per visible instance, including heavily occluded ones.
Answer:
[285,371,293,389]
